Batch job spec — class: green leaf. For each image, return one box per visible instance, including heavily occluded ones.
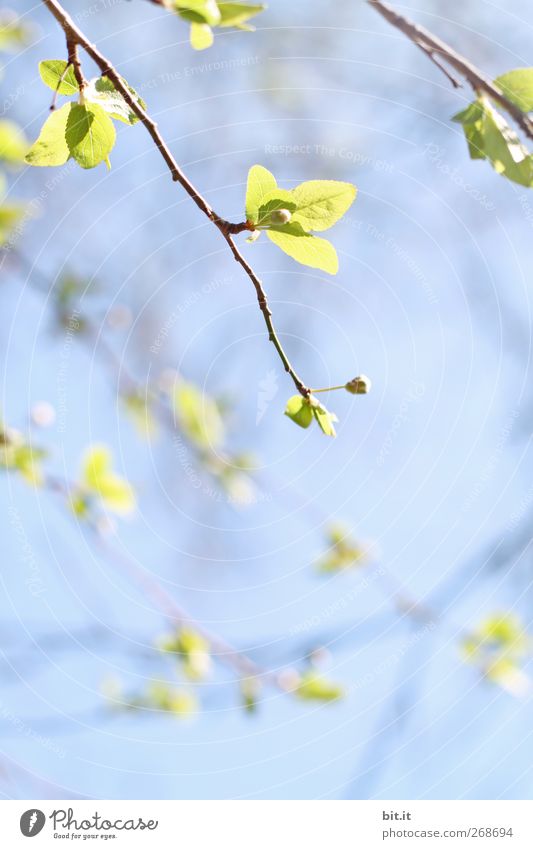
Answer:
[85,76,146,125]
[217,2,266,28]
[311,399,338,437]
[0,120,28,164]
[289,179,357,232]
[245,164,277,224]
[25,103,71,167]
[65,102,116,169]
[39,59,79,96]
[316,524,368,573]
[296,672,344,702]
[160,628,212,680]
[453,98,533,186]
[481,101,533,187]
[190,21,214,49]
[174,0,221,25]
[284,395,313,428]
[267,222,339,274]
[494,68,533,113]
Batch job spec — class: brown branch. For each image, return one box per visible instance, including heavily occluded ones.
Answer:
[368,0,533,142]
[39,0,311,397]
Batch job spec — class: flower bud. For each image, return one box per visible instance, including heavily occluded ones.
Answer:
[270,208,292,225]
[345,374,372,395]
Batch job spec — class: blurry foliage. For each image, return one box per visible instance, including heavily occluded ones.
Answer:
[463,613,532,696]
[71,444,136,518]
[0,423,46,485]
[296,671,344,702]
[315,524,369,574]
[159,627,212,681]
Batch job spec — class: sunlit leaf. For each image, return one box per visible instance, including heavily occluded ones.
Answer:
[245,164,277,224]
[494,68,533,113]
[296,671,344,702]
[65,102,116,169]
[25,103,71,167]
[267,223,339,274]
[39,59,79,96]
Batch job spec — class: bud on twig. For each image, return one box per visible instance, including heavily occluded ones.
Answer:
[345,374,372,395]
[270,208,292,225]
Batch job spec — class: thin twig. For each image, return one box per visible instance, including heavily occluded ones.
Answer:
[368,0,533,141]
[39,0,311,397]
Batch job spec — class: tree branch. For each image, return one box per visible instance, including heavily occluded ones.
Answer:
[39,0,311,397]
[368,0,533,142]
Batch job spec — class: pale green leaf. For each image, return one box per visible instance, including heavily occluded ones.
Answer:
[217,2,265,27]
[25,103,71,167]
[290,179,357,232]
[85,76,146,125]
[174,0,221,25]
[0,205,24,245]
[39,59,79,96]
[267,222,339,274]
[494,68,533,113]
[0,12,32,52]
[190,21,214,49]
[245,164,277,224]
[284,395,313,428]
[65,102,116,169]
[481,101,533,187]
[311,400,338,437]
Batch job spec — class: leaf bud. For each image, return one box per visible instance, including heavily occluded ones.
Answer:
[345,374,371,395]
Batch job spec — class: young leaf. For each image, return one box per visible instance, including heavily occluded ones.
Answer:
[85,76,146,125]
[267,222,339,274]
[174,0,221,25]
[290,179,357,232]
[39,59,79,96]
[311,400,338,437]
[453,98,533,186]
[65,102,116,169]
[25,103,71,167]
[245,164,277,224]
[494,68,533,113]
[481,101,533,187]
[217,3,266,29]
[284,395,313,429]
[0,205,24,245]
[190,21,214,49]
